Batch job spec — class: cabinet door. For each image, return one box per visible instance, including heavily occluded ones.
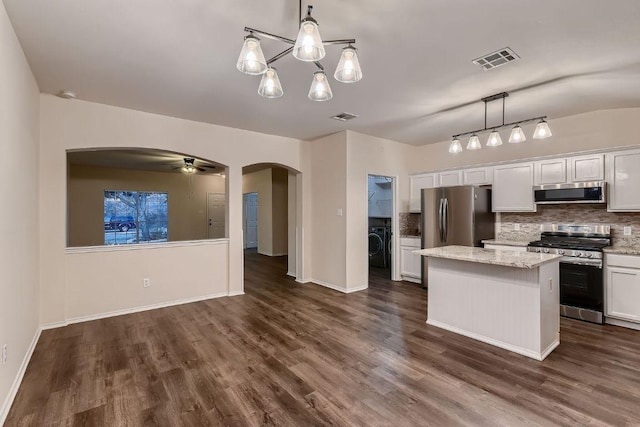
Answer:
[463,167,493,185]
[409,174,436,212]
[492,163,536,212]
[570,154,604,182]
[606,266,640,322]
[437,170,462,187]
[607,149,640,211]
[400,246,421,278]
[534,159,567,185]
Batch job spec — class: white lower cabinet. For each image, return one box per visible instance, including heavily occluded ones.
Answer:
[606,254,640,324]
[400,237,421,283]
[483,244,527,253]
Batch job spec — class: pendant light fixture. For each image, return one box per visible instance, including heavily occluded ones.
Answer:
[448,92,552,153]
[238,2,362,101]
[258,67,284,98]
[508,125,526,143]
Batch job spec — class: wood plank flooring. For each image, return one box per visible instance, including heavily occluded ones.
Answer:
[6,252,640,426]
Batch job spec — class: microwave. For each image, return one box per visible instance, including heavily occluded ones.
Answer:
[534,181,606,204]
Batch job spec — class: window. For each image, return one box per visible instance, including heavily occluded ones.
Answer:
[104,191,168,245]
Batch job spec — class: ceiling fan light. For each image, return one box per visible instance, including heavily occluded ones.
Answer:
[508,125,526,143]
[293,18,325,62]
[236,33,267,75]
[334,45,362,83]
[467,134,482,150]
[448,138,463,154]
[258,67,284,98]
[308,71,333,101]
[486,129,503,147]
[533,119,552,139]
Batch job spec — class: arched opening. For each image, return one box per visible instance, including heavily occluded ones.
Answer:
[66,148,228,247]
[241,163,301,291]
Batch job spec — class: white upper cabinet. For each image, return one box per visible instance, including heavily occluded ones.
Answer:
[409,173,436,212]
[607,149,640,211]
[569,154,604,182]
[534,159,567,185]
[463,167,493,185]
[437,170,462,187]
[492,162,536,212]
[534,154,603,185]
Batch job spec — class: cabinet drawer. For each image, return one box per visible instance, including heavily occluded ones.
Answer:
[606,254,640,269]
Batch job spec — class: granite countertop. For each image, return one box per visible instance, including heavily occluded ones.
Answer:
[604,246,640,256]
[482,239,531,248]
[414,245,562,269]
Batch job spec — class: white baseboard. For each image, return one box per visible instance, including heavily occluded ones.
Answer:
[401,275,422,284]
[44,292,228,329]
[606,317,640,331]
[227,290,245,297]
[0,327,41,425]
[306,279,368,294]
[426,318,559,361]
[295,278,311,284]
[286,271,296,278]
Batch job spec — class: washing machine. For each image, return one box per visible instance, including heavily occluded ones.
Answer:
[368,226,387,268]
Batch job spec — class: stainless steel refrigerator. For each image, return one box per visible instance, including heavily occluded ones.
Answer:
[421,186,494,287]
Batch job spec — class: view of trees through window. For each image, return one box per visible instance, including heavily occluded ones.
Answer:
[104,191,168,245]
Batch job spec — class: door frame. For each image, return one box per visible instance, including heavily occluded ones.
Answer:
[366,173,400,283]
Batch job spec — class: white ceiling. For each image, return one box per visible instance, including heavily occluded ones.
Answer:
[4,0,640,146]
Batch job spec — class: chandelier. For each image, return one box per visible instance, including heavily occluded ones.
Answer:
[236,2,362,101]
[448,92,552,153]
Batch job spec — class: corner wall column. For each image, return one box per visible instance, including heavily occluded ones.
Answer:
[227,165,244,295]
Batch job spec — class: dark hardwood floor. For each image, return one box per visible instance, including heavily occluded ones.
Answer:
[6,252,640,426]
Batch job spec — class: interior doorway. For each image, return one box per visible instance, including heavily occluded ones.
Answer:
[207,192,226,239]
[243,192,258,249]
[368,174,395,281]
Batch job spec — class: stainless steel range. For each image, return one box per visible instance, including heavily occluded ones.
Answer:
[527,224,611,324]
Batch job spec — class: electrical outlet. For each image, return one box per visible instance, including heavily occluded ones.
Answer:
[624,226,632,236]
[514,224,520,231]
[2,344,7,365]
[143,278,150,288]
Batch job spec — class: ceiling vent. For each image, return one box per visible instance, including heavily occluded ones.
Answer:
[472,47,519,71]
[330,112,359,122]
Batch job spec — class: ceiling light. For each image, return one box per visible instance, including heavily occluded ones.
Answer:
[449,92,552,154]
[308,71,332,101]
[258,67,283,98]
[57,90,77,99]
[508,125,526,143]
[239,4,361,101]
[182,158,198,174]
[467,134,481,150]
[236,33,267,75]
[533,119,552,139]
[293,13,325,62]
[334,45,362,83]
[448,138,463,154]
[486,129,503,147]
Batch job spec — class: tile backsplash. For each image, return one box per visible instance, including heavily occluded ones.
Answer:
[498,204,640,248]
[400,212,421,236]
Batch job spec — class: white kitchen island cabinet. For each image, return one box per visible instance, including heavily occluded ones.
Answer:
[416,246,561,361]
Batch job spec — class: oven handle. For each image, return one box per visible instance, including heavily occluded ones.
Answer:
[560,258,602,268]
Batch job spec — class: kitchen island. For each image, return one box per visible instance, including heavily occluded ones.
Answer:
[415,245,562,361]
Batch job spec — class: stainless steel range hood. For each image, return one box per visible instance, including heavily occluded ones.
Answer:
[534,181,606,204]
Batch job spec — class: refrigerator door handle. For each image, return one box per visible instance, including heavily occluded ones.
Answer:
[444,197,449,242]
[438,197,444,242]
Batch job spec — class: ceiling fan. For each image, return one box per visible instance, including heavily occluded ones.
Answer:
[167,158,218,174]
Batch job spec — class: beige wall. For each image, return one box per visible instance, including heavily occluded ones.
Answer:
[309,132,348,289]
[0,3,40,422]
[68,164,226,246]
[271,168,288,256]
[39,94,307,325]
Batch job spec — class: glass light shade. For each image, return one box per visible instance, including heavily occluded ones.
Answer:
[258,68,283,98]
[533,119,552,139]
[486,129,503,147]
[182,165,196,174]
[508,125,526,143]
[293,19,325,62]
[467,134,482,150]
[236,34,267,75]
[334,46,362,83]
[448,139,463,154]
[308,71,333,101]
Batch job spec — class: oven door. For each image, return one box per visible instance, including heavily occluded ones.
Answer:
[559,261,603,312]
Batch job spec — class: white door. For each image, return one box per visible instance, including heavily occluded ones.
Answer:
[207,193,226,239]
[243,192,258,249]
